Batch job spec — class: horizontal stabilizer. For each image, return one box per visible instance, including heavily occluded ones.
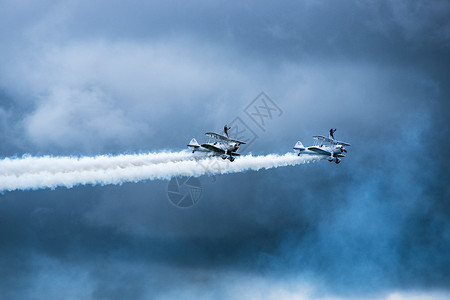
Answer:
[187,138,200,148]
[293,141,305,150]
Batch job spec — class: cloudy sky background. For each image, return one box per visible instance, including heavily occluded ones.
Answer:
[1,0,449,299]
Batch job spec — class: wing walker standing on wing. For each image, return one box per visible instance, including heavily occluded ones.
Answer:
[329,128,337,139]
[224,125,231,137]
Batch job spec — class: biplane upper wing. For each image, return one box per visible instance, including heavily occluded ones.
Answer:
[227,137,246,145]
[205,132,228,141]
[307,146,332,156]
[313,135,334,143]
[200,143,226,154]
[205,132,246,145]
[337,140,351,146]
[313,135,351,146]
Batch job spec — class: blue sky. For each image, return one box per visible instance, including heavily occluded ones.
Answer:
[0,1,449,299]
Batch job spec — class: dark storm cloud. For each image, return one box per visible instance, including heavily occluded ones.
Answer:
[0,0,449,299]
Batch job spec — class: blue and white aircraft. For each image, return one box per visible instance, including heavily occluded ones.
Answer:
[187,132,246,162]
[294,133,351,164]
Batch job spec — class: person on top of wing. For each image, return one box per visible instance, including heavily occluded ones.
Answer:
[329,128,337,140]
[224,125,231,137]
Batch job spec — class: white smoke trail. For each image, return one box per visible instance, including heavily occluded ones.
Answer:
[0,152,323,192]
[0,150,206,176]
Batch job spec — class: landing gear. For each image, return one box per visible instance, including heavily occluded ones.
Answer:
[221,155,235,162]
[328,157,341,164]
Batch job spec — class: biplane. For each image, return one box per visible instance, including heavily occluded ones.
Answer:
[293,134,351,164]
[187,132,246,162]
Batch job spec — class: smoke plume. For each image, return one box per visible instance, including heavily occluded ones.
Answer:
[0,152,323,192]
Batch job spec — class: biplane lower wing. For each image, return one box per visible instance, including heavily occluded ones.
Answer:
[307,146,332,156]
[200,143,226,154]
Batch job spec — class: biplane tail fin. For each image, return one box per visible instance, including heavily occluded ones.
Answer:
[293,141,305,151]
[187,138,200,149]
